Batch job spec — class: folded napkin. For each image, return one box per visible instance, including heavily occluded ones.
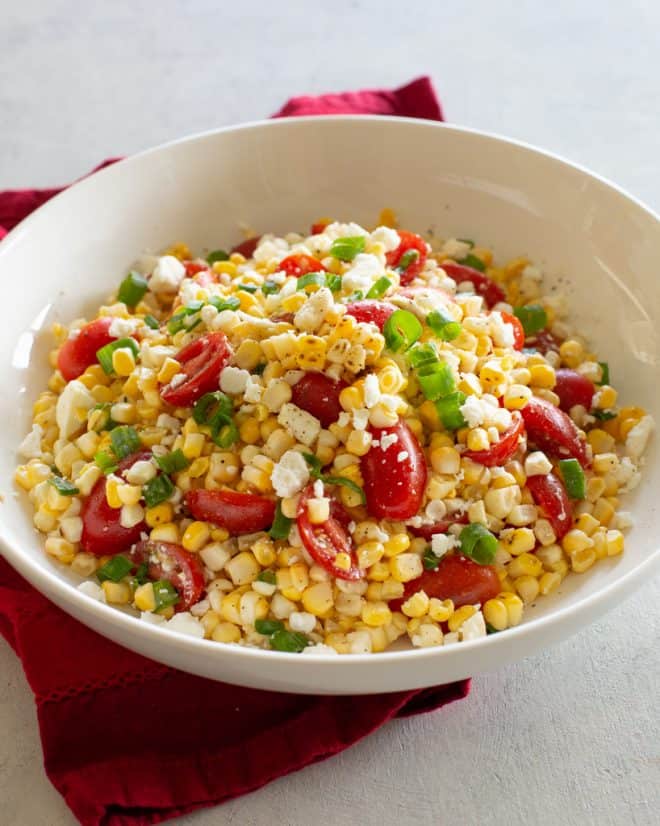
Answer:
[0,76,468,826]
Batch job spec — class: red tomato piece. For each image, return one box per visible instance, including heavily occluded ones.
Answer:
[57,317,115,381]
[390,554,501,612]
[129,540,205,612]
[311,220,331,234]
[278,254,326,277]
[290,372,347,428]
[553,368,595,413]
[527,471,573,540]
[463,412,525,467]
[386,230,428,285]
[80,451,151,557]
[297,485,363,581]
[526,328,562,354]
[231,237,260,258]
[344,300,397,331]
[408,514,468,542]
[160,331,232,407]
[521,397,589,467]
[186,489,276,535]
[498,311,525,350]
[184,261,208,277]
[440,262,506,308]
[361,421,427,520]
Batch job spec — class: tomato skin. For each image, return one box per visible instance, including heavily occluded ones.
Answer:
[57,317,115,381]
[290,372,347,428]
[344,300,397,331]
[160,332,232,407]
[311,220,331,234]
[386,230,428,285]
[297,485,363,581]
[440,262,506,308]
[278,254,326,277]
[186,489,276,535]
[554,369,595,413]
[521,396,589,467]
[463,412,525,467]
[184,261,208,277]
[409,514,468,541]
[361,421,427,520]
[499,311,525,350]
[527,471,573,540]
[231,237,260,258]
[129,540,205,612]
[390,554,501,612]
[80,451,151,557]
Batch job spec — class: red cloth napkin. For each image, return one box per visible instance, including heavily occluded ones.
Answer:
[0,76,468,826]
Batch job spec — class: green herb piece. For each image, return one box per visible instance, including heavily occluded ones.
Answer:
[383,309,423,352]
[458,253,486,272]
[397,249,420,272]
[302,454,366,504]
[435,391,467,431]
[192,391,237,448]
[269,501,293,540]
[94,450,119,475]
[253,362,267,376]
[134,562,149,585]
[270,629,309,653]
[423,547,440,570]
[366,277,392,299]
[297,272,327,291]
[143,474,174,508]
[459,523,498,565]
[558,458,586,499]
[261,280,280,295]
[330,235,366,262]
[302,453,323,477]
[207,249,229,264]
[598,362,610,385]
[417,361,455,401]
[153,580,180,612]
[110,426,141,460]
[457,238,475,247]
[48,475,79,496]
[255,619,285,636]
[407,342,439,369]
[117,271,148,308]
[343,290,364,302]
[208,296,241,313]
[486,622,500,635]
[155,449,189,475]
[237,283,258,294]
[96,337,139,374]
[167,301,205,335]
[256,570,277,585]
[325,274,342,292]
[593,409,617,421]
[143,314,160,330]
[96,555,133,583]
[513,304,548,336]
[427,310,462,342]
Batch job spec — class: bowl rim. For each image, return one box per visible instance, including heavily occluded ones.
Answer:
[1,114,658,668]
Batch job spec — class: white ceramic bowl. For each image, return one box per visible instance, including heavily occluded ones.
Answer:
[1,117,658,694]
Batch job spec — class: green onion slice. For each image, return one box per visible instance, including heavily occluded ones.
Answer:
[397,249,420,272]
[297,272,327,291]
[117,271,148,308]
[237,284,258,294]
[558,458,586,499]
[330,236,366,262]
[325,274,342,292]
[207,249,229,264]
[155,449,189,475]
[167,301,205,335]
[153,580,180,612]
[513,304,548,336]
[143,314,160,330]
[407,342,439,369]
[459,523,498,565]
[598,362,610,385]
[134,562,149,585]
[423,547,440,570]
[110,426,141,460]
[417,361,455,401]
[366,277,392,299]
[143,474,174,508]
[457,253,486,272]
[427,310,462,342]
[269,501,293,540]
[485,622,500,634]
[96,337,139,374]
[261,280,280,295]
[192,391,237,447]
[343,290,364,302]
[208,296,241,313]
[593,409,616,421]
[457,238,475,248]
[383,309,423,352]
[96,555,133,583]
[48,475,79,496]
[302,454,366,504]
[255,619,284,636]
[256,570,277,585]
[94,450,119,475]
[435,391,467,431]
[270,629,309,652]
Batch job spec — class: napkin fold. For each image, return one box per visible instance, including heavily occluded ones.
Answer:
[0,76,468,826]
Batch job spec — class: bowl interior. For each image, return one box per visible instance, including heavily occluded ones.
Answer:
[0,117,657,692]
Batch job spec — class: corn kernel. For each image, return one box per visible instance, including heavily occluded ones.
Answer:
[562,529,594,554]
[134,582,156,611]
[606,529,624,556]
[150,523,179,543]
[383,534,411,558]
[44,536,76,564]
[483,598,509,631]
[401,591,430,618]
[507,552,543,578]
[593,385,617,410]
[157,357,181,384]
[212,622,242,643]
[181,521,211,552]
[448,605,477,633]
[539,571,562,595]
[182,432,205,459]
[102,580,131,604]
[570,547,596,573]
[389,553,423,583]
[529,364,556,388]
[361,601,392,627]
[592,497,615,526]
[428,598,454,623]
[500,592,524,626]
[302,581,334,616]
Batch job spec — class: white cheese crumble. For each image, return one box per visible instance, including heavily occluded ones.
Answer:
[243,376,264,403]
[278,403,321,446]
[625,415,654,460]
[56,380,95,439]
[108,316,140,338]
[370,226,401,252]
[431,533,459,559]
[441,238,472,259]
[220,365,251,395]
[460,395,485,428]
[149,255,186,293]
[363,373,381,408]
[77,581,106,602]
[166,612,205,638]
[460,610,487,641]
[352,408,370,431]
[294,287,334,333]
[342,253,383,294]
[397,450,409,463]
[380,432,398,451]
[490,311,515,348]
[18,423,43,459]
[271,449,311,498]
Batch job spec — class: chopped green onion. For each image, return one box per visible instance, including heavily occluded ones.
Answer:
[435,391,467,431]
[96,337,139,374]
[253,362,267,376]
[593,409,617,421]
[134,562,149,585]
[96,555,133,583]
[407,342,439,369]
[255,619,284,636]
[598,362,610,385]
[110,426,141,460]
[297,272,326,291]
[330,236,365,262]
[417,361,455,401]
[302,453,366,504]
[459,523,498,565]
[256,570,277,585]
[143,314,160,330]
[155,449,189,474]
[207,249,229,264]
[261,280,280,295]
[558,458,586,499]
[343,290,364,303]
[302,453,324,477]
[214,421,239,448]
[366,277,392,299]
[513,304,547,336]
[457,253,486,272]
[208,296,241,313]
[94,450,118,475]
[270,629,309,652]
[397,249,420,272]
[167,301,206,335]
[192,391,237,447]
[427,310,462,342]
[383,309,423,352]
[143,474,174,508]
[47,475,79,496]
[486,622,500,635]
[457,238,475,247]
[117,271,148,308]
[237,284,258,294]
[152,580,180,612]
[325,274,342,292]
[423,547,440,570]
[269,501,293,540]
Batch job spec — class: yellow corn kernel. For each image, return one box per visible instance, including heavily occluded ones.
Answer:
[381,579,405,601]
[448,604,477,633]
[44,537,76,564]
[105,476,122,509]
[225,551,260,585]
[346,429,372,456]
[280,293,307,313]
[296,335,327,371]
[538,571,562,595]
[587,428,615,454]
[150,523,179,543]
[466,427,490,452]
[110,347,136,377]
[145,503,174,527]
[249,536,275,567]
[514,575,540,603]
[383,534,411,558]
[181,521,211,552]
[606,529,624,556]
[592,497,615,526]
[102,580,132,605]
[593,385,617,410]
[157,357,181,384]
[503,384,533,410]
[401,590,429,618]
[234,339,262,371]
[305,496,330,525]
[389,553,423,583]
[134,582,156,611]
[220,591,242,624]
[361,601,392,627]
[302,581,334,617]
[558,339,584,368]
[200,610,221,637]
[528,364,556,389]
[575,513,600,537]
[212,622,242,643]
[287,562,308,593]
[499,592,524,626]
[570,547,596,573]
[338,385,363,412]
[116,482,142,506]
[166,242,192,260]
[241,465,272,494]
[208,452,240,485]
[187,457,208,479]
[239,418,260,445]
[483,598,509,631]
[182,432,205,459]
[212,260,237,276]
[367,561,391,582]
[425,598,452,624]
[357,541,385,569]
[507,552,543,578]
[562,529,594,554]
[71,552,97,578]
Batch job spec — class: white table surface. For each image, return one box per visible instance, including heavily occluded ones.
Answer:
[1,2,658,824]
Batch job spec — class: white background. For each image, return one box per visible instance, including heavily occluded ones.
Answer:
[1,2,658,824]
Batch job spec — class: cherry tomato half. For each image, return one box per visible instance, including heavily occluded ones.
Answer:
[440,262,506,308]
[160,331,232,407]
[311,220,331,234]
[390,554,501,612]
[290,372,347,428]
[521,397,589,467]
[553,368,595,413]
[498,311,525,351]
[278,254,326,277]
[408,514,468,542]
[231,237,260,258]
[57,317,115,381]
[186,488,276,535]
[344,300,397,331]
[527,471,573,540]
[463,412,525,467]
[361,421,427,520]
[297,484,363,581]
[184,261,208,277]
[129,540,205,612]
[386,230,428,285]
[80,451,151,556]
